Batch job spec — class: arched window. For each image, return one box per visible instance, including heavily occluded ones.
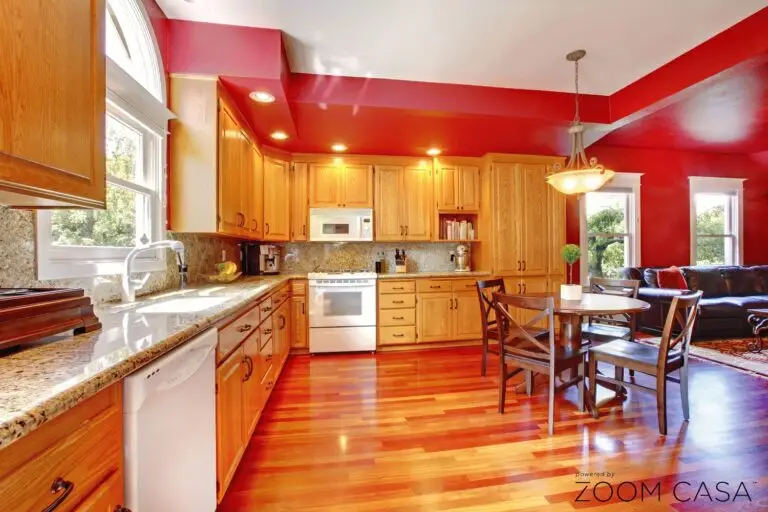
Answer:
[39,0,172,281]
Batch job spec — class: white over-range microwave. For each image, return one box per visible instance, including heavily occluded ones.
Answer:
[309,208,373,242]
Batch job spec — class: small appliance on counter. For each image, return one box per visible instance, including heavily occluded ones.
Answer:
[452,244,471,272]
[241,242,261,275]
[260,245,281,275]
[0,288,101,352]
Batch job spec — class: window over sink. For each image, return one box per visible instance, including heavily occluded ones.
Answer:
[37,0,172,280]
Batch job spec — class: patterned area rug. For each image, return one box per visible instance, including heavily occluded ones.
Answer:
[639,336,768,379]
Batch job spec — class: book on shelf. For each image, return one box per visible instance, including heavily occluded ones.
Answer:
[440,219,475,241]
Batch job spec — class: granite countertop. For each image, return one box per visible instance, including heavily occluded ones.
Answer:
[376,270,492,279]
[0,275,299,449]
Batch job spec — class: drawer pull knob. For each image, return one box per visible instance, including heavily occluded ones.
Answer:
[44,478,74,512]
[237,324,252,333]
[263,328,273,335]
[392,300,404,304]
[393,286,404,290]
[393,333,405,337]
[266,354,273,361]
[114,506,132,512]
[392,316,405,320]
[430,285,441,289]
[262,306,272,313]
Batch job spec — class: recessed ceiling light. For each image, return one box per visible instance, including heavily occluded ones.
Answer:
[249,91,275,104]
[270,131,288,141]
[331,143,348,152]
[426,147,441,156]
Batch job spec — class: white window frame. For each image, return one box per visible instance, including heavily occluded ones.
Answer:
[689,177,745,266]
[579,172,643,284]
[36,0,173,280]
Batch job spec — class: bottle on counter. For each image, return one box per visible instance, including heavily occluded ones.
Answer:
[375,252,383,273]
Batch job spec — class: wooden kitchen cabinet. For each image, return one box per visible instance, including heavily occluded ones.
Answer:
[435,165,480,211]
[519,164,549,276]
[217,106,244,236]
[73,470,124,511]
[216,346,245,501]
[416,280,483,343]
[374,164,432,241]
[249,144,265,238]
[263,158,291,241]
[417,292,453,342]
[548,183,567,277]
[453,291,483,340]
[0,0,106,208]
[309,163,373,208]
[241,332,263,442]
[291,163,309,241]
[274,299,291,364]
[291,296,308,349]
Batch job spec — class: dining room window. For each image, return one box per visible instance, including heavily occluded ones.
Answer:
[689,177,744,266]
[580,173,642,283]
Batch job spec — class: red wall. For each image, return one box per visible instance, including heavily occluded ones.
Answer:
[566,145,768,280]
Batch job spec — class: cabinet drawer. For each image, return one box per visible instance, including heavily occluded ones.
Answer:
[417,280,451,293]
[0,386,122,512]
[261,363,275,397]
[291,280,307,296]
[379,293,416,309]
[259,337,274,379]
[379,308,416,326]
[259,297,274,317]
[452,279,479,292]
[272,287,290,306]
[379,326,416,344]
[219,304,260,361]
[260,315,274,342]
[379,280,415,294]
[73,470,124,512]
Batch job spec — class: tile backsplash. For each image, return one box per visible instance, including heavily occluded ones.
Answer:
[0,207,240,304]
[281,242,470,273]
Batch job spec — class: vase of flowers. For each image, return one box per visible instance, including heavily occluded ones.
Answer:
[561,244,582,301]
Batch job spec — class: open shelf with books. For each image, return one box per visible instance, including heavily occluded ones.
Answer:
[435,212,479,242]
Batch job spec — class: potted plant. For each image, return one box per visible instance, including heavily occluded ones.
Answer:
[561,244,582,301]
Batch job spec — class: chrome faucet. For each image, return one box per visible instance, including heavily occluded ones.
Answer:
[122,240,188,303]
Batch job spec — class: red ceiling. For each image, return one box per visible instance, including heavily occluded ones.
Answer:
[160,7,768,157]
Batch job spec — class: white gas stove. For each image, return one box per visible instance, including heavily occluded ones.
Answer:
[307,271,377,353]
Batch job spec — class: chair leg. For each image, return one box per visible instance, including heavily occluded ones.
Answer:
[577,360,585,412]
[614,366,625,395]
[525,370,534,396]
[588,355,598,418]
[629,369,635,377]
[498,358,506,414]
[680,365,690,421]
[656,374,668,435]
[481,336,488,377]
[548,372,556,436]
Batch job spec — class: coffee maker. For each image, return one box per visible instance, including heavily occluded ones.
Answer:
[260,245,280,275]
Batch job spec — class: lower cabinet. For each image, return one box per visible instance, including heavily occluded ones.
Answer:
[291,295,307,349]
[216,344,245,500]
[417,292,453,342]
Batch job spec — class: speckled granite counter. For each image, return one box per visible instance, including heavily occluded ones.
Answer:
[0,275,300,449]
[376,271,492,279]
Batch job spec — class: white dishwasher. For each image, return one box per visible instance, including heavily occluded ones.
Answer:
[123,328,217,512]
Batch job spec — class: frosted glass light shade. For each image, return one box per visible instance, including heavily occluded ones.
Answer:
[546,168,615,195]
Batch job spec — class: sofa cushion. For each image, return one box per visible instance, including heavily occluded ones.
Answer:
[718,296,768,309]
[622,266,644,284]
[643,268,659,288]
[698,298,745,318]
[749,265,768,292]
[722,268,765,296]
[658,267,687,289]
[681,266,729,298]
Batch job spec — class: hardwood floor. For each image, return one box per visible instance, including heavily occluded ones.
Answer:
[219,346,768,511]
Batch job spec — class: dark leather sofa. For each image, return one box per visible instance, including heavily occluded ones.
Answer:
[620,265,768,340]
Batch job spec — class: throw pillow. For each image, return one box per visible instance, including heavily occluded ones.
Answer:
[657,266,687,289]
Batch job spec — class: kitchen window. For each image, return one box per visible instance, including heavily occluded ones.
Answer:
[37,0,172,280]
[689,177,744,266]
[579,173,642,283]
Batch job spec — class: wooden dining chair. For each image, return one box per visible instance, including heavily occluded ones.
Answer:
[494,292,588,436]
[476,278,506,377]
[588,291,702,435]
[583,277,641,343]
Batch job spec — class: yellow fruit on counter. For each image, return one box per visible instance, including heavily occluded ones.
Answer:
[216,261,237,275]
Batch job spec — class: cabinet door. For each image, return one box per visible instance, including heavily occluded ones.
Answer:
[518,276,551,329]
[375,165,403,241]
[435,165,458,210]
[519,164,549,276]
[242,332,262,440]
[0,0,106,208]
[216,346,245,500]
[239,132,253,238]
[458,166,480,211]
[342,165,373,208]
[217,107,243,236]
[548,180,566,276]
[417,292,452,342]
[73,470,124,512]
[263,158,290,241]
[492,164,522,275]
[453,291,483,340]
[291,296,307,349]
[249,144,264,238]
[402,166,432,240]
[291,163,309,241]
[309,164,341,207]
[276,301,291,364]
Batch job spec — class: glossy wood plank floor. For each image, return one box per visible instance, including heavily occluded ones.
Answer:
[219,347,768,511]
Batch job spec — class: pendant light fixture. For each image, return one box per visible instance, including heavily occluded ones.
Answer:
[546,50,615,195]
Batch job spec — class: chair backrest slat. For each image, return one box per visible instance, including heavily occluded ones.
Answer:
[493,292,556,359]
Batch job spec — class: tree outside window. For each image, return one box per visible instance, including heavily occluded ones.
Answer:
[585,192,630,279]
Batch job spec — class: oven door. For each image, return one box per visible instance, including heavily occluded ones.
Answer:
[308,281,376,328]
[309,208,373,242]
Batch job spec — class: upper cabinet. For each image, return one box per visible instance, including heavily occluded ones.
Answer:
[0,0,106,208]
[170,76,264,240]
[291,163,309,241]
[263,158,291,241]
[308,163,373,208]
[435,164,480,212]
[374,164,432,241]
